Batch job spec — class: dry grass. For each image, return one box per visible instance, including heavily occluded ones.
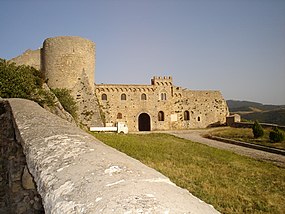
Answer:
[92,132,285,214]
[210,127,285,150]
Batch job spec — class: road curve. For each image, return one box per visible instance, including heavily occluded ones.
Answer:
[166,129,285,168]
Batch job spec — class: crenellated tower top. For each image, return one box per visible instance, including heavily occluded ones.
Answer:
[151,76,173,86]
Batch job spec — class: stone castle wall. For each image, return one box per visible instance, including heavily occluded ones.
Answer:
[41,36,95,91]
[9,36,103,127]
[1,98,219,213]
[41,36,102,127]
[0,100,44,213]
[10,49,41,70]
[96,76,229,132]
[8,36,229,130]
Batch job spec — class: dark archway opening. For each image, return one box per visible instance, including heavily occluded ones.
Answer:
[138,113,151,131]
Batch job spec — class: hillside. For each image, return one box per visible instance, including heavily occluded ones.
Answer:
[227,100,285,112]
[227,100,285,126]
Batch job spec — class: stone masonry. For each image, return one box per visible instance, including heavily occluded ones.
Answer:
[0,100,44,213]
[96,76,229,132]
[10,36,229,131]
[4,98,220,213]
[10,36,103,128]
[10,49,41,70]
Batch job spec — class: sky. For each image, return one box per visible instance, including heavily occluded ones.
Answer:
[1,0,285,105]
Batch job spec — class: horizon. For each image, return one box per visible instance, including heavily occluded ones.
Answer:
[1,0,284,105]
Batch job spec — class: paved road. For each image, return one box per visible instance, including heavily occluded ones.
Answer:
[165,129,285,168]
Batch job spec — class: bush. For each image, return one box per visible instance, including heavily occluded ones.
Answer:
[33,89,56,107]
[0,59,44,99]
[0,58,56,107]
[269,127,284,143]
[51,88,78,119]
[252,120,264,138]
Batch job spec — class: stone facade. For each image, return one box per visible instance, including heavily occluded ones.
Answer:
[9,36,229,131]
[41,36,95,92]
[96,76,229,132]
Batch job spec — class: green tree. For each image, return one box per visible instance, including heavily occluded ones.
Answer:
[269,127,284,143]
[252,120,264,138]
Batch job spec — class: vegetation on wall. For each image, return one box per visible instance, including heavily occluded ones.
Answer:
[0,59,41,98]
[0,58,55,106]
[0,59,78,120]
[51,88,78,119]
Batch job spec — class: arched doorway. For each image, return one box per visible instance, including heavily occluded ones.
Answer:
[138,113,151,131]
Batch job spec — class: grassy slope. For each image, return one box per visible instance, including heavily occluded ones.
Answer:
[92,133,285,214]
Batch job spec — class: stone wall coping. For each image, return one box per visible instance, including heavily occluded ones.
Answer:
[96,84,155,87]
[7,98,219,213]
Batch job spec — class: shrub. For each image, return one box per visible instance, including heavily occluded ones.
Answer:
[32,89,56,107]
[269,127,284,143]
[252,120,264,138]
[51,88,78,119]
[0,59,44,99]
[0,58,56,108]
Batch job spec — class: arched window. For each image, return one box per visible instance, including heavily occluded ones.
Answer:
[160,93,167,100]
[184,111,190,121]
[117,113,122,119]
[141,93,147,100]
[121,93,126,100]
[158,111,164,121]
[102,94,107,100]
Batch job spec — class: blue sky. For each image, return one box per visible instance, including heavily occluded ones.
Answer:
[1,0,284,105]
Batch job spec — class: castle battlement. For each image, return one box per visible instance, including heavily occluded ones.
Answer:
[151,76,173,86]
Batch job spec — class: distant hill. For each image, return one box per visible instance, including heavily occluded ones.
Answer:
[227,100,285,112]
[226,100,285,126]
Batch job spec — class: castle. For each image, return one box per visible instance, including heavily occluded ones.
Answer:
[10,36,229,131]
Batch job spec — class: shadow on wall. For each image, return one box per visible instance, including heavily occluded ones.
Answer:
[0,100,44,213]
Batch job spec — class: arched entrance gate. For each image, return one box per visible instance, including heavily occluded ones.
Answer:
[138,113,151,131]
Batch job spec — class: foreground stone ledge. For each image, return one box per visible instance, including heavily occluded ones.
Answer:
[8,98,219,213]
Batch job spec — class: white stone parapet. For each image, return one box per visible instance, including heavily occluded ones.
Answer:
[7,98,219,214]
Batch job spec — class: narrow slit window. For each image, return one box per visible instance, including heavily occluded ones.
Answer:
[160,93,167,100]
[121,93,126,100]
[184,111,190,121]
[117,113,122,119]
[158,111,164,121]
[102,94,107,100]
[141,93,147,100]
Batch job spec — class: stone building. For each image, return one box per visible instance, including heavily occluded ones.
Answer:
[10,36,229,131]
[96,76,228,132]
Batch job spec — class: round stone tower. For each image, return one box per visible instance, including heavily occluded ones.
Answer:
[41,36,95,91]
[41,36,103,127]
